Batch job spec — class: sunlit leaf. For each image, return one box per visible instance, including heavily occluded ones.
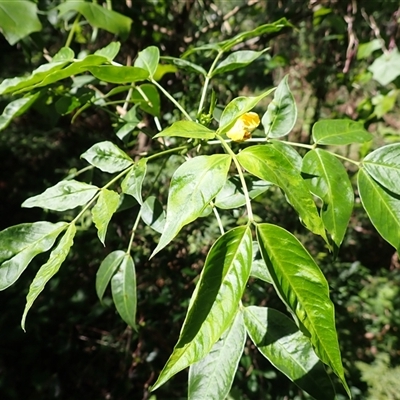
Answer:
[94,42,121,61]
[134,46,160,78]
[121,158,147,205]
[154,121,215,140]
[368,49,400,86]
[88,66,149,84]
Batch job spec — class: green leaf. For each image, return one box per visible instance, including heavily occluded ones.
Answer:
[262,75,297,138]
[154,121,215,140]
[121,158,147,205]
[372,90,398,118]
[212,49,269,77]
[218,89,275,134]
[131,84,160,117]
[0,93,40,131]
[251,259,272,284]
[88,66,149,84]
[188,311,246,400]
[214,176,271,210]
[357,168,400,252]
[91,189,120,245]
[256,224,350,396]
[57,0,132,40]
[357,39,382,60]
[21,223,76,330]
[363,143,400,195]
[152,225,252,390]
[153,63,178,81]
[312,119,373,145]
[368,49,400,86]
[94,42,121,61]
[0,1,42,45]
[134,46,160,79]
[81,141,133,173]
[96,250,125,302]
[151,154,231,257]
[141,196,165,234]
[0,222,67,290]
[111,254,137,329]
[237,145,327,240]
[22,180,98,212]
[302,149,354,247]
[243,306,336,400]
[160,56,207,76]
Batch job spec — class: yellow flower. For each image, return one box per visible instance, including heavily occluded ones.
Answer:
[226,112,260,142]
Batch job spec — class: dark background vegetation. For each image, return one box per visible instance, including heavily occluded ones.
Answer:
[0,1,400,399]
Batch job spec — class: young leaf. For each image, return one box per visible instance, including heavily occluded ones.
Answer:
[262,75,297,138]
[237,145,327,241]
[0,0,42,45]
[302,149,354,247]
[88,66,149,84]
[91,189,120,245]
[0,222,67,290]
[94,42,121,61]
[218,90,275,134]
[121,158,147,205]
[154,121,215,140]
[188,311,246,400]
[22,180,98,212]
[81,141,133,173]
[96,250,125,302]
[212,49,269,77]
[141,196,166,234]
[134,46,160,79]
[57,1,132,40]
[256,223,350,396]
[243,306,336,400]
[151,154,231,257]
[111,254,137,329]
[357,168,400,252]
[362,143,400,195]
[312,119,373,145]
[21,223,76,330]
[151,225,252,391]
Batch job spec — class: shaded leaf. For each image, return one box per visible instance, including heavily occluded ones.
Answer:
[160,56,207,76]
[21,223,76,330]
[0,222,67,290]
[188,311,246,400]
[22,180,98,212]
[111,254,137,329]
[141,196,165,234]
[121,158,147,205]
[357,39,381,60]
[88,65,149,84]
[154,121,215,140]
[131,84,160,117]
[134,46,160,78]
[152,226,252,390]
[244,306,335,400]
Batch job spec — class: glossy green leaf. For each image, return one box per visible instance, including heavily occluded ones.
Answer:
[151,154,231,257]
[302,149,353,247]
[153,63,178,81]
[0,222,67,290]
[111,254,137,329]
[92,189,120,245]
[262,75,297,138]
[270,139,303,169]
[212,49,269,77]
[0,93,40,131]
[312,119,373,145]
[368,49,400,86]
[131,84,160,117]
[154,121,215,140]
[57,1,132,40]
[94,42,121,61]
[96,250,125,302]
[244,306,335,400]
[22,180,98,212]
[160,56,207,76]
[256,224,350,396]
[121,158,147,205]
[21,223,76,330]
[152,225,253,390]
[218,89,275,134]
[141,196,165,234]
[88,66,149,84]
[357,168,400,252]
[188,311,246,400]
[134,46,160,79]
[363,143,400,195]
[81,141,133,173]
[214,176,271,210]
[0,1,42,45]
[238,145,327,240]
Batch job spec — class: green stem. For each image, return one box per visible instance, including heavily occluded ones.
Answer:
[212,202,225,235]
[135,85,162,131]
[328,151,360,166]
[127,208,142,254]
[216,134,254,222]
[146,145,188,161]
[283,140,314,150]
[150,79,192,121]
[65,14,81,48]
